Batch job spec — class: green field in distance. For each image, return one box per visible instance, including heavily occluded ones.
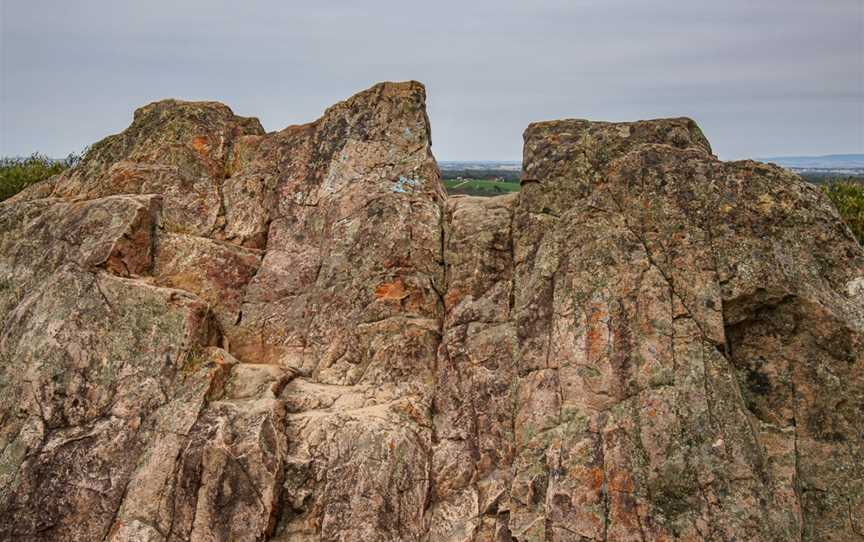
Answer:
[443,178,520,196]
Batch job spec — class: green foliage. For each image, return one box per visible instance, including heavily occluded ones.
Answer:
[443,178,520,196]
[441,169,521,182]
[0,153,82,202]
[800,172,864,185]
[822,180,864,245]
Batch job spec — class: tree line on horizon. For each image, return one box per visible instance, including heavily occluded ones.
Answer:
[1,153,862,245]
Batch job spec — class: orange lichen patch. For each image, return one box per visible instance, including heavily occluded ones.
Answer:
[191,136,209,154]
[393,400,428,426]
[585,304,608,363]
[106,162,150,193]
[444,288,465,309]
[108,164,140,183]
[374,277,409,301]
[588,467,605,491]
[608,469,634,493]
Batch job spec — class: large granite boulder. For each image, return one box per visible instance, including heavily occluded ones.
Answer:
[1,82,861,541]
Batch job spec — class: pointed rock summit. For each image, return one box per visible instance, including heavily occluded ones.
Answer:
[1,82,862,541]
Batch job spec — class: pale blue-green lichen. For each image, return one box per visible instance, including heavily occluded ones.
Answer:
[392,176,422,193]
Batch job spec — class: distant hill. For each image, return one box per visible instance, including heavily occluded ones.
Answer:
[758,154,864,170]
[438,160,521,171]
[438,160,522,185]
[441,156,864,174]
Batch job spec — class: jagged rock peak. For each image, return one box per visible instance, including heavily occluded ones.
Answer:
[1,82,862,541]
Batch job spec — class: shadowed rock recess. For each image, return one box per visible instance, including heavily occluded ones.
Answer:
[0,82,862,541]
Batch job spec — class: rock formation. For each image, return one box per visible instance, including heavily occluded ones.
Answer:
[1,82,861,541]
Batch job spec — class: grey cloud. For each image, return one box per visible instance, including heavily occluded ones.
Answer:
[2,0,861,160]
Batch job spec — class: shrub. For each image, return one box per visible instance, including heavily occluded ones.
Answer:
[822,180,864,245]
[0,153,82,202]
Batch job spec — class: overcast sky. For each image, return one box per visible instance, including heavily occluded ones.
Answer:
[1,0,862,161]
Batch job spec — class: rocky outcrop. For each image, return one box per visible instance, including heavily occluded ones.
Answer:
[1,82,862,541]
[508,120,863,541]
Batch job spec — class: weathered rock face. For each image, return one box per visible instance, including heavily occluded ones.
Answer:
[508,121,864,541]
[1,82,862,541]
